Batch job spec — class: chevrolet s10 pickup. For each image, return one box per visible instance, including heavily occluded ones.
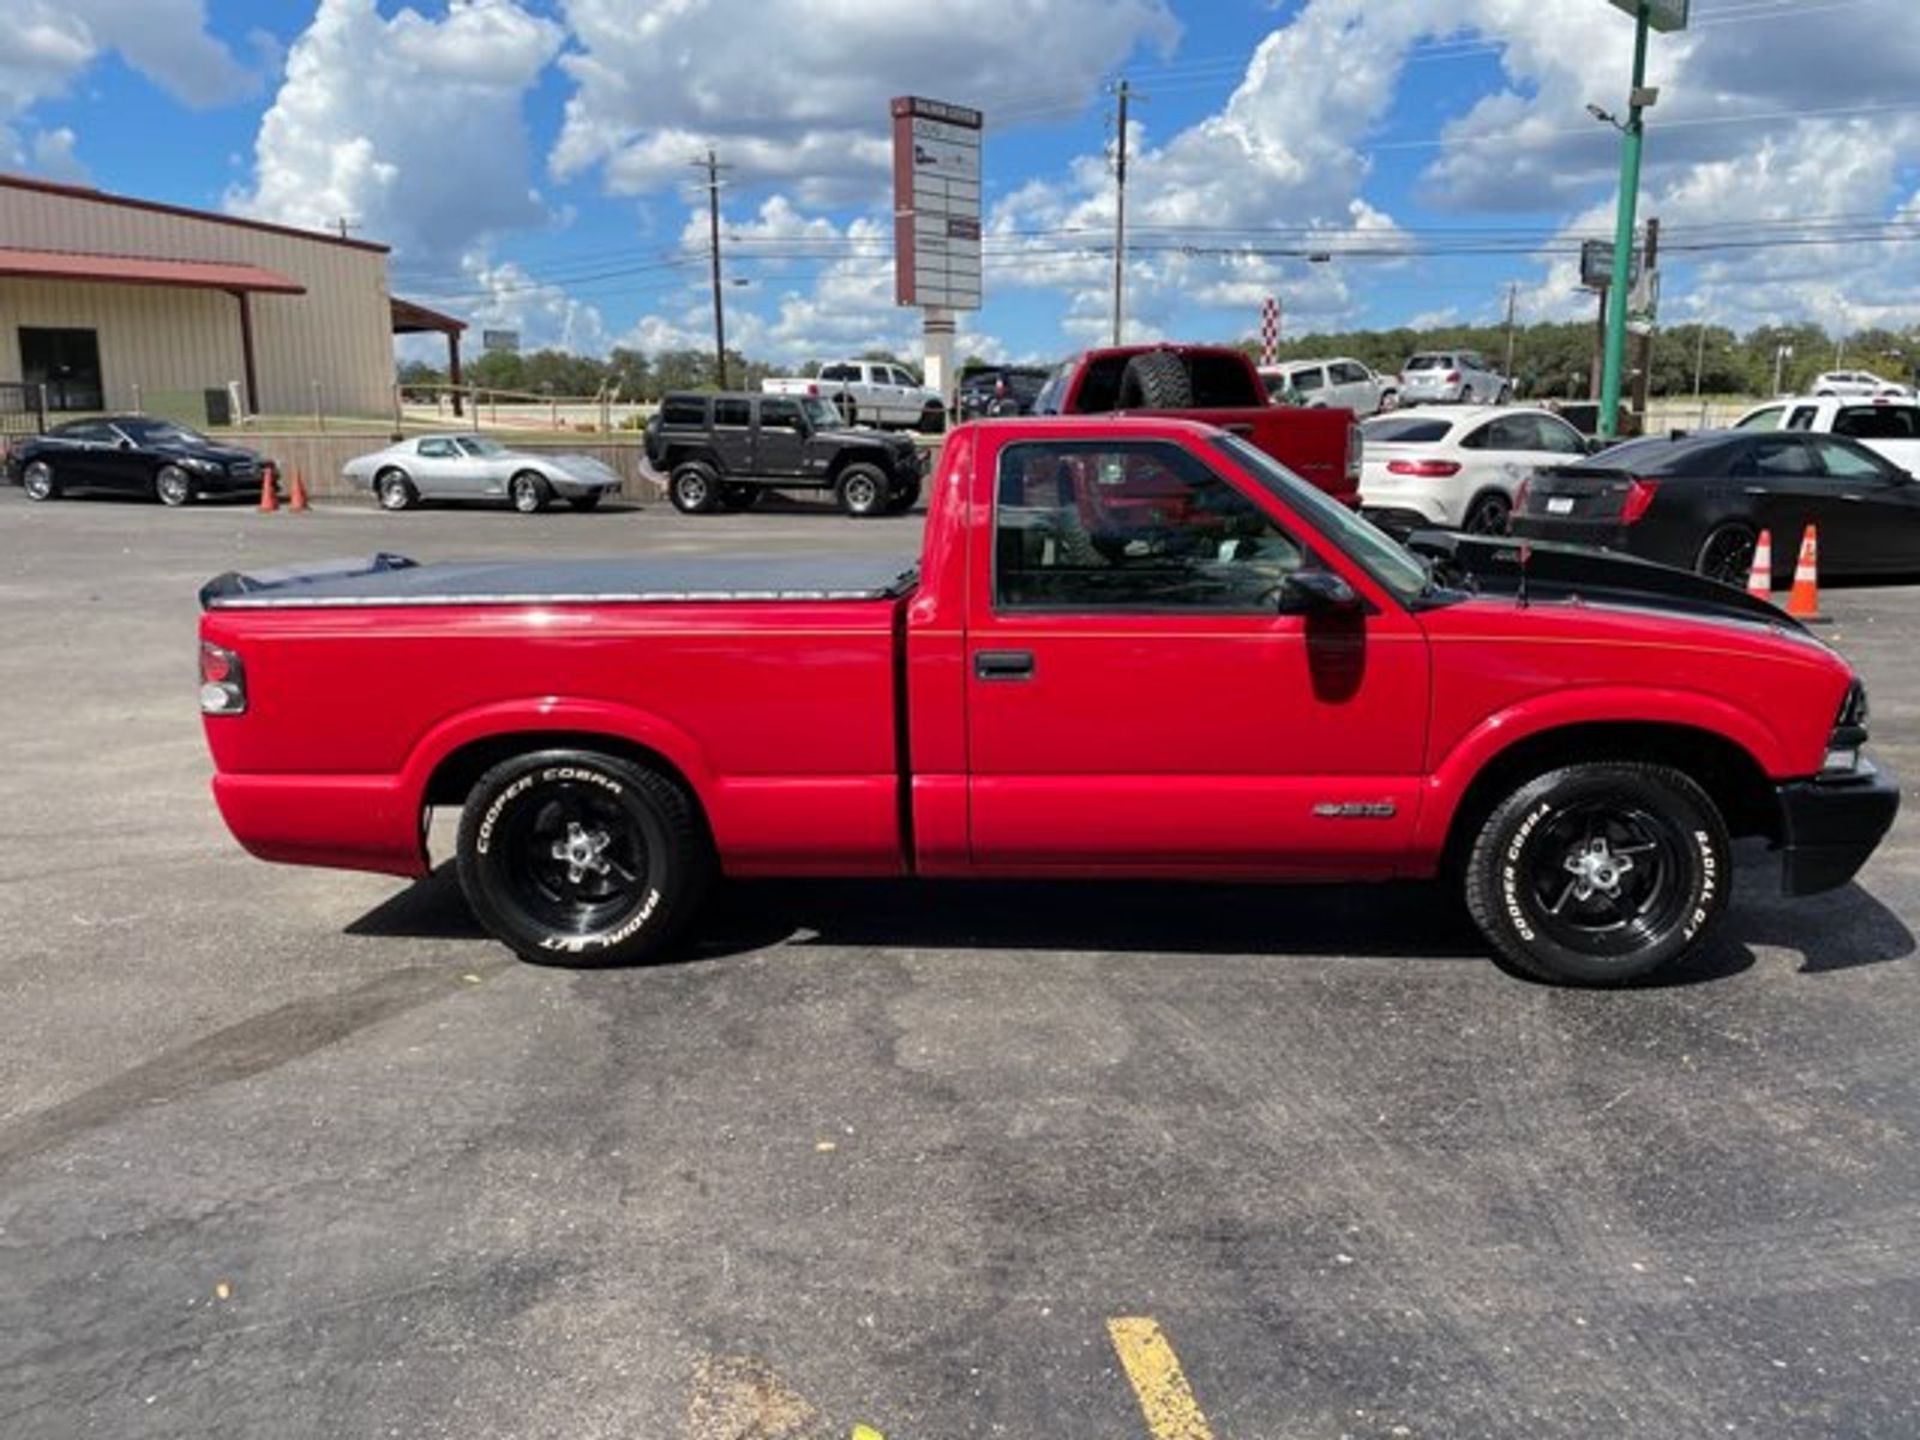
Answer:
[198,417,1898,985]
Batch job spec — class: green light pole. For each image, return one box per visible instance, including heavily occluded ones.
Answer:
[1597,0,1686,439]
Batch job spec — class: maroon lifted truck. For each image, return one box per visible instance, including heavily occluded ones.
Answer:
[1033,344,1361,503]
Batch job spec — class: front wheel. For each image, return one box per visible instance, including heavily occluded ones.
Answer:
[668,462,721,514]
[154,464,193,507]
[455,750,713,968]
[834,462,888,517]
[21,459,57,501]
[509,471,550,514]
[1464,762,1731,986]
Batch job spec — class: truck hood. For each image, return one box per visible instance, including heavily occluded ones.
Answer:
[1407,531,1810,636]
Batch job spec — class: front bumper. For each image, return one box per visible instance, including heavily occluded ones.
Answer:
[1777,760,1900,896]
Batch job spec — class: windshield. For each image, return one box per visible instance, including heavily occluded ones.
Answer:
[457,438,508,457]
[1215,435,1431,605]
[119,419,209,446]
[802,396,842,428]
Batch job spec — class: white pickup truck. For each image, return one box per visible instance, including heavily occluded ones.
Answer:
[763,360,946,432]
[1735,395,1920,473]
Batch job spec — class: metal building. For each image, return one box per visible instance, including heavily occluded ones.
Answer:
[0,174,425,423]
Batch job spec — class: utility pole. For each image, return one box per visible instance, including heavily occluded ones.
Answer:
[1631,215,1659,424]
[1503,282,1519,384]
[1110,79,1130,347]
[691,149,731,389]
[1692,320,1708,399]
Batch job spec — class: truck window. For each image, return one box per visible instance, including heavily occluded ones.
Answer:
[993,440,1304,612]
[1836,406,1919,440]
[714,398,751,427]
[760,398,804,430]
[1734,404,1783,431]
[1032,362,1073,416]
[1293,367,1326,393]
[1784,406,1819,432]
[820,364,856,383]
[661,396,706,426]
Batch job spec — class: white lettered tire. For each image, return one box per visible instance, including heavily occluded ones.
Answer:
[455,749,712,967]
[1464,762,1730,985]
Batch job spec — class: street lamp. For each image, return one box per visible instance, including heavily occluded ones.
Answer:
[1595,1,1689,441]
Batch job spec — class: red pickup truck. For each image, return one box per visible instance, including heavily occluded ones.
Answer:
[198,417,1896,986]
[1033,344,1361,504]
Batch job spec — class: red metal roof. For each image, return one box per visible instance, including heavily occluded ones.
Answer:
[0,247,306,294]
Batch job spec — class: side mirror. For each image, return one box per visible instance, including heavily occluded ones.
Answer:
[1583,436,1607,455]
[1277,568,1360,615]
[118,438,136,451]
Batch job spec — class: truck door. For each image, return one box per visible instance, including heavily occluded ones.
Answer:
[962,434,1430,874]
[755,397,808,477]
[711,396,754,474]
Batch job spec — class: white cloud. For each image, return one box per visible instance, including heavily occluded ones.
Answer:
[228,0,564,264]
[0,0,254,172]
[28,127,87,183]
[550,0,1180,203]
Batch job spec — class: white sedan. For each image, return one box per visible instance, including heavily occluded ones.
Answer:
[342,435,623,513]
[1358,405,1592,535]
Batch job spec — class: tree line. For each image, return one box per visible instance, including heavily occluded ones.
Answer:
[398,322,1920,402]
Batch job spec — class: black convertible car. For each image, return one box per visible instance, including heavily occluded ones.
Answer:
[1509,429,1920,584]
[8,416,269,506]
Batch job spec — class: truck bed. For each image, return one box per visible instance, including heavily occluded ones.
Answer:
[201,553,920,608]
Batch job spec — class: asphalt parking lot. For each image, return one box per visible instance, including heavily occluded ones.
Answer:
[5,485,1920,1440]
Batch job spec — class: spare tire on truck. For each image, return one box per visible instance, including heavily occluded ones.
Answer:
[1117,350,1194,410]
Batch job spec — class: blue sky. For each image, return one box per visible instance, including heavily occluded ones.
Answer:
[6,0,1918,365]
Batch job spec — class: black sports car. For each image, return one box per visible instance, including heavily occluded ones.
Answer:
[8,416,270,506]
[1509,429,1920,585]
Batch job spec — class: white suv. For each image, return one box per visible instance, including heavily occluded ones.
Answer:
[1259,357,1395,414]
[1398,351,1509,406]
[1812,370,1913,399]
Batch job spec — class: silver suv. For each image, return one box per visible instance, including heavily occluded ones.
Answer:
[1399,350,1509,406]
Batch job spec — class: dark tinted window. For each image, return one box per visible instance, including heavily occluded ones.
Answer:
[1748,437,1819,476]
[714,398,751,427]
[1362,416,1453,443]
[1835,405,1920,440]
[760,398,803,430]
[1293,367,1326,392]
[819,364,856,383]
[661,395,706,426]
[1187,353,1261,406]
[994,440,1304,611]
[53,421,115,442]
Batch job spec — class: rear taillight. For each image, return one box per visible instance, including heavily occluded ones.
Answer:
[805,383,819,397]
[1347,422,1363,483]
[200,641,246,715]
[1446,370,1462,384]
[1386,458,1462,477]
[1621,477,1660,524]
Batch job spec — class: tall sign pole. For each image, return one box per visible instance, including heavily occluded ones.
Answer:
[1598,0,1686,438]
[892,97,983,417]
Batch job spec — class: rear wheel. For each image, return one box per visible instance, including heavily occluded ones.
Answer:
[1696,523,1759,586]
[455,749,712,968]
[834,462,889,518]
[21,459,57,501]
[668,461,721,514]
[376,468,416,511]
[509,471,550,514]
[154,464,193,507]
[1464,762,1730,986]
[1462,490,1511,536]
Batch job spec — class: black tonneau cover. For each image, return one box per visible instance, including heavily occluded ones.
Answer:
[200,553,920,610]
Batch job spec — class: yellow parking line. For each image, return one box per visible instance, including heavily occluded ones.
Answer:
[1107,1317,1217,1440]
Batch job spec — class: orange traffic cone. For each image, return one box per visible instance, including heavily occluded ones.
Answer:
[1746,529,1772,601]
[289,468,310,512]
[258,461,278,513]
[1785,524,1828,623]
